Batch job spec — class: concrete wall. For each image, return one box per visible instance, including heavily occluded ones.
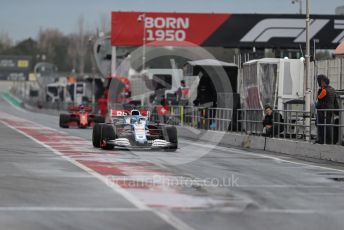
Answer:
[177,126,344,163]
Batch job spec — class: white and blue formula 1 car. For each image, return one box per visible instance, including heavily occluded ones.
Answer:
[92,108,178,151]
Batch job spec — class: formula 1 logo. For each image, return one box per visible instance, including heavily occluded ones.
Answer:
[240,18,329,43]
[333,20,344,43]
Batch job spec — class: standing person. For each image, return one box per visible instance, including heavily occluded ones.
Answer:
[176,80,189,105]
[156,95,169,123]
[193,75,217,129]
[315,75,336,144]
[97,94,108,118]
[262,105,284,137]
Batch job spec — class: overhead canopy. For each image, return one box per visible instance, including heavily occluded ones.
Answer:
[187,59,237,67]
[184,58,238,94]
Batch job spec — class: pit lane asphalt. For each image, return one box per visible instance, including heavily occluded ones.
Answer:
[1,97,344,230]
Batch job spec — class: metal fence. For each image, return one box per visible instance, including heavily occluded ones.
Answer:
[153,106,344,146]
[236,108,315,139]
[315,109,344,145]
[149,106,233,132]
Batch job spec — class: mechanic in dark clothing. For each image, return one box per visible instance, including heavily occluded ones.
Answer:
[262,105,284,137]
[193,74,217,129]
[315,75,337,144]
[193,75,217,108]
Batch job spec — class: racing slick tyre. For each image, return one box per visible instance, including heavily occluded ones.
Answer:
[59,114,70,128]
[163,126,178,151]
[94,115,105,123]
[100,124,116,150]
[92,123,102,148]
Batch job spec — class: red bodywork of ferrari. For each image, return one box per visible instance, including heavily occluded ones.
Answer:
[59,105,104,129]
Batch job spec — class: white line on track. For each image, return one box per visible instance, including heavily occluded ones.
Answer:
[0,207,146,212]
[0,117,195,230]
[174,207,344,214]
[1,121,147,210]
[180,139,344,173]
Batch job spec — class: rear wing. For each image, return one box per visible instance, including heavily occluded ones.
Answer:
[110,109,150,119]
[111,109,129,117]
[68,105,92,112]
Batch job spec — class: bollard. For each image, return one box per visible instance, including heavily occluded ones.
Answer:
[180,106,184,126]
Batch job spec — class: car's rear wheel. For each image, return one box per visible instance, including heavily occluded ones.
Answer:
[163,126,178,151]
[59,114,70,128]
[100,124,116,150]
[92,123,102,148]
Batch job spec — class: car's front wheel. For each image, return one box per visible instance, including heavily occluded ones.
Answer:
[59,114,70,128]
[100,124,116,150]
[92,123,102,148]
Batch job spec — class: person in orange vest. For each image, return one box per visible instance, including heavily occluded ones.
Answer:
[315,75,337,144]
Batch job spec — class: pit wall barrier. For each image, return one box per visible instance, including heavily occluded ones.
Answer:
[177,126,344,163]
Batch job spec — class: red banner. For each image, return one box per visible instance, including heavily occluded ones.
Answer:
[111,12,230,46]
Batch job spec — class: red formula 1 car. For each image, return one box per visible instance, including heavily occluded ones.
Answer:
[59,105,105,128]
